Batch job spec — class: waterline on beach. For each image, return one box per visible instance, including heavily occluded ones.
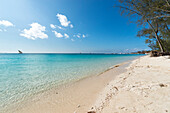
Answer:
[0,54,143,110]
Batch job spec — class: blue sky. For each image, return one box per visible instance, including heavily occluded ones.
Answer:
[0,0,149,53]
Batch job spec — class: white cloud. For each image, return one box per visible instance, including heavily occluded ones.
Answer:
[82,34,86,38]
[77,35,80,38]
[71,39,75,41]
[52,31,63,38]
[0,20,14,27]
[0,29,2,32]
[64,33,69,39]
[73,33,87,39]
[50,24,65,30]
[77,33,82,38]
[20,23,48,40]
[76,33,81,38]
[57,25,64,30]
[56,13,71,27]
[70,24,73,28]
[50,24,56,29]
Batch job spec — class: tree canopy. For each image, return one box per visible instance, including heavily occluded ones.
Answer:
[116,0,170,52]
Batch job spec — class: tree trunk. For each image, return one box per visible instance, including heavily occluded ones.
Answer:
[146,20,165,52]
[154,32,164,52]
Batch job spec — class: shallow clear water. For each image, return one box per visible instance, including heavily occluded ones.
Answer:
[0,54,143,108]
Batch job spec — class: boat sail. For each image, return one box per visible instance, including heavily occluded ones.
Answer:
[18,50,23,54]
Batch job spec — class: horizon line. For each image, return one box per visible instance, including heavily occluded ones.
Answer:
[0,52,145,54]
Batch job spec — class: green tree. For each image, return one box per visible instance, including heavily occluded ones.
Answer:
[116,0,170,52]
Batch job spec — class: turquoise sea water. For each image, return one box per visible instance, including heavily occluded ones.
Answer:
[0,54,143,109]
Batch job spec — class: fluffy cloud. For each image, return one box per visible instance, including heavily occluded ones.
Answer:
[57,25,64,30]
[64,33,69,39]
[50,24,65,30]
[0,29,7,32]
[70,24,73,28]
[77,34,81,38]
[56,13,71,27]
[52,31,63,38]
[82,34,86,38]
[50,24,56,29]
[74,33,86,38]
[0,20,14,27]
[71,39,75,41]
[52,30,70,39]
[20,23,48,40]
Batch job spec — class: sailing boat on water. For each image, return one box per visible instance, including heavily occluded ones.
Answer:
[18,50,23,54]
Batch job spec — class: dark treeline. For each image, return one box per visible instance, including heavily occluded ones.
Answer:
[116,0,170,52]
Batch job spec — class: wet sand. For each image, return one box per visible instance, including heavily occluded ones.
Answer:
[4,60,131,113]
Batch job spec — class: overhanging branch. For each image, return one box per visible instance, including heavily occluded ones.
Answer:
[114,6,142,16]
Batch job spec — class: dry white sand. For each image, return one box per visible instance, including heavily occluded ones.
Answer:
[91,55,170,113]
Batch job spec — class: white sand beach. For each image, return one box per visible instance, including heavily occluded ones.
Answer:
[4,55,170,113]
[91,55,170,113]
[4,59,129,113]
[1,0,169,112]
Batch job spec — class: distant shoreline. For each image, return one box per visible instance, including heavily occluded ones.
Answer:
[0,53,146,55]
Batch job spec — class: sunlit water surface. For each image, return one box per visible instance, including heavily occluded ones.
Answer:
[0,54,143,109]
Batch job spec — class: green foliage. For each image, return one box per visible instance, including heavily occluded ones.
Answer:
[117,0,170,52]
